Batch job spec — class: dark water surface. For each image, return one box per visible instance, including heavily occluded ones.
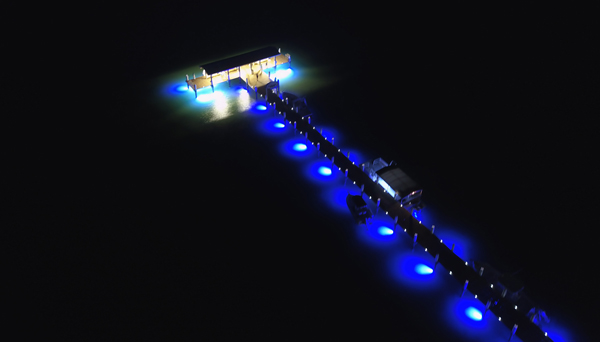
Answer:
[10,3,598,341]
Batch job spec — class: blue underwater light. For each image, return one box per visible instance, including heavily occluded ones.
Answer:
[293,143,307,151]
[318,166,332,176]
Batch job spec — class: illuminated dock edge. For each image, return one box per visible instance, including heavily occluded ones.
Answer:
[182,55,556,342]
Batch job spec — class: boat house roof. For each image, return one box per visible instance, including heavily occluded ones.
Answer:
[377,165,421,195]
[201,47,280,75]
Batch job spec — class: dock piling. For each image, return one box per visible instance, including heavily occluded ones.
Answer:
[509,324,518,341]
[331,156,334,169]
[193,84,197,98]
[317,142,320,156]
[376,198,380,215]
[484,300,492,317]
[294,121,296,134]
[461,280,469,297]
[434,254,440,269]
[413,233,418,251]
[361,184,365,197]
[479,267,484,276]
[344,169,348,186]
[431,225,435,234]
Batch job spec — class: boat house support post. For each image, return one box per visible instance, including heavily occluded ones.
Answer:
[227,69,230,87]
[376,198,381,215]
[434,254,439,270]
[186,74,189,89]
[193,84,197,98]
[210,74,213,93]
[344,169,348,186]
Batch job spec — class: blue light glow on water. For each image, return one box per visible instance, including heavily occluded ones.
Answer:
[321,187,356,214]
[415,264,433,275]
[305,160,342,184]
[257,118,289,137]
[355,218,398,247]
[378,226,394,235]
[465,306,483,321]
[280,138,312,160]
[293,143,307,151]
[256,105,267,111]
[389,253,442,291]
[319,166,332,175]
[447,297,490,331]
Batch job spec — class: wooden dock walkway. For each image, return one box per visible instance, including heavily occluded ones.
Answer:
[254,86,554,342]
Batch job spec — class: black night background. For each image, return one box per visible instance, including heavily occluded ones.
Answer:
[8,2,599,341]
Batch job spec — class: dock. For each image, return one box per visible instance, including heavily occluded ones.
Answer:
[250,85,555,342]
[185,47,290,93]
[181,48,555,341]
